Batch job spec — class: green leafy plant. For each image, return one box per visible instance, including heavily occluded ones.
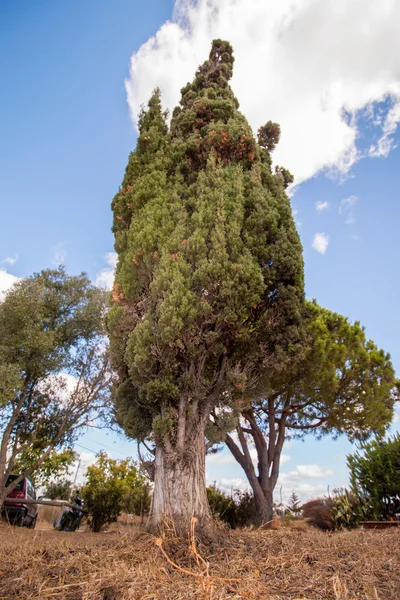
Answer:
[81,452,150,532]
[348,434,400,520]
[44,479,72,501]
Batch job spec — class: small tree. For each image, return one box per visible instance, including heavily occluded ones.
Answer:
[287,491,301,517]
[0,268,111,505]
[44,479,72,500]
[348,434,400,520]
[82,452,150,532]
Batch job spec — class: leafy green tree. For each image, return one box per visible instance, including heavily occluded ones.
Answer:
[108,39,304,537]
[81,452,149,532]
[0,268,110,505]
[44,478,72,500]
[348,434,400,520]
[223,301,398,525]
[14,448,77,487]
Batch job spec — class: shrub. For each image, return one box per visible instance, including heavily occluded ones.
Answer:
[44,479,72,500]
[348,434,400,520]
[206,486,254,528]
[331,488,367,529]
[81,452,150,532]
[302,498,334,531]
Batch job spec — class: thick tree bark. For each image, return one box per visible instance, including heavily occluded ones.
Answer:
[253,485,274,526]
[148,429,214,538]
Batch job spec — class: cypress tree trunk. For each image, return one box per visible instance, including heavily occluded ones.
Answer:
[148,430,214,538]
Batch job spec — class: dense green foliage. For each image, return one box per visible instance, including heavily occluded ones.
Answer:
[14,448,77,487]
[108,39,304,506]
[280,301,397,438]
[348,434,400,520]
[82,452,150,532]
[44,478,73,501]
[206,486,253,528]
[0,268,110,500]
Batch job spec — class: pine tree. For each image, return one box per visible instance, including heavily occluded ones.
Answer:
[108,40,304,537]
[224,300,397,525]
[287,491,302,517]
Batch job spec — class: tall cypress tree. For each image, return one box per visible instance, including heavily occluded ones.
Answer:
[108,40,304,537]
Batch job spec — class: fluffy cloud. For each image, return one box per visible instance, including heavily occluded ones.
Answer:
[339,195,358,224]
[69,451,97,487]
[95,252,117,290]
[392,403,400,425]
[277,464,334,502]
[206,449,291,467]
[126,0,400,184]
[312,232,329,254]
[1,255,18,266]
[0,268,20,301]
[211,461,334,502]
[316,201,329,213]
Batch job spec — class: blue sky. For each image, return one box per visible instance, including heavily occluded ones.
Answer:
[1,0,399,502]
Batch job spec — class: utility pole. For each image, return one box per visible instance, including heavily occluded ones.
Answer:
[73,458,81,487]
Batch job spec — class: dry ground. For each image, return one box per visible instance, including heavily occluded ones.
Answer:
[0,519,399,600]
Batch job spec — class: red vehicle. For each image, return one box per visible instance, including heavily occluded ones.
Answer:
[1,475,38,528]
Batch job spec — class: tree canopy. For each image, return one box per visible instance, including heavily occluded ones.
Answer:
[221,300,398,524]
[0,268,110,502]
[108,39,304,536]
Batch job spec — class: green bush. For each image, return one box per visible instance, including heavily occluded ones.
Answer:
[44,479,72,500]
[331,488,367,529]
[348,434,400,520]
[302,498,334,531]
[206,486,253,528]
[81,452,150,532]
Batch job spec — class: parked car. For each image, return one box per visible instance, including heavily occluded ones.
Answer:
[1,475,38,528]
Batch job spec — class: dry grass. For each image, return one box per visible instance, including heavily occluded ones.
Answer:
[0,519,398,600]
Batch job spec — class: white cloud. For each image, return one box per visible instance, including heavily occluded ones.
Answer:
[369,99,400,157]
[392,403,400,425]
[125,0,400,184]
[69,451,97,487]
[207,449,291,468]
[207,452,237,466]
[295,464,333,479]
[2,255,18,266]
[339,195,358,224]
[0,269,20,301]
[277,464,334,502]
[95,252,118,290]
[52,242,67,266]
[218,477,249,493]
[210,462,333,503]
[316,201,329,213]
[312,232,329,254]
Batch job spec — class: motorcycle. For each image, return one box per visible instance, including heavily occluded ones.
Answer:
[53,498,84,532]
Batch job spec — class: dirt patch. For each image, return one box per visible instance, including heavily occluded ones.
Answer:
[0,522,398,599]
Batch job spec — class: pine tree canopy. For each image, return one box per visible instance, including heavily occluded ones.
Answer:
[108,39,304,450]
